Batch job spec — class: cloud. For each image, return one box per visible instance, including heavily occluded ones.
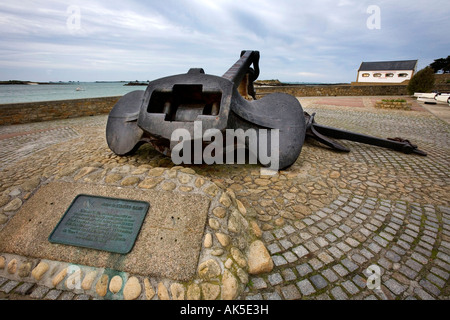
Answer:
[296,72,327,78]
[0,0,449,82]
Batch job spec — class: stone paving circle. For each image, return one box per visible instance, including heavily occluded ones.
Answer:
[0,95,449,300]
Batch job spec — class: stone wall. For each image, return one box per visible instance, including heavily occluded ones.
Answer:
[374,100,411,110]
[255,84,410,97]
[434,73,450,85]
[2,82,450,127]
[434,84,450,93]
[0,96,121,126]
[255,83,450,98]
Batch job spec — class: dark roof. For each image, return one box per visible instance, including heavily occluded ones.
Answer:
[358,60,418,71]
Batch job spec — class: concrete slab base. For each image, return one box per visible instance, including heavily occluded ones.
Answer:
[0,181,210,281]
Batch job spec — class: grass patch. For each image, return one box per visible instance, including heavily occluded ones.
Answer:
[431,247,439,260]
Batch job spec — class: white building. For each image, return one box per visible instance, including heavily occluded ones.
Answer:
[356,60,418,84]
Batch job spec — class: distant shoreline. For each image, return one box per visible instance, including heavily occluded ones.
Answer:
[0,80,70,85]
[0,79,348,86]
[0,80,130,85]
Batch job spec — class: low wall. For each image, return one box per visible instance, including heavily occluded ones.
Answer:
[255,83,450,98]
[2,83,450,126]
[435,84,450,93]
[435,73,450,85]
[374,100,411,110]
[255,84,409,97]
[0,96,121,126]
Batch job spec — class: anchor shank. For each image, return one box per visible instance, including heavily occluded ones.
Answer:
[311,123,426,155]
[222,50,260,88]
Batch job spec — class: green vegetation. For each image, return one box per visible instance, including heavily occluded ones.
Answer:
[407,67,435,95]
[429,55,450,74]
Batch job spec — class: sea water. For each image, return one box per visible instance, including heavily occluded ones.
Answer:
[0,81,331,105]
[0,82,147,104]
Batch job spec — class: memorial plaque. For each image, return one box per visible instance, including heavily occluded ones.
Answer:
[0,182,210,280]
[49,194,150,254]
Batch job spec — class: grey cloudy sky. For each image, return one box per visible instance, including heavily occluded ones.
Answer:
[0,0,449,83]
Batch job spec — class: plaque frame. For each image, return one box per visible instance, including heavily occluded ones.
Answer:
[48,194,150,254]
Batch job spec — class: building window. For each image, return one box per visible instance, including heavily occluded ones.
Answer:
[398,73,408,77]
[373,73,382,77]
[362,73,370,77]
[386,73,394,77]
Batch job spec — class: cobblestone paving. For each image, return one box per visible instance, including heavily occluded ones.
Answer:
[0,127,79,169]
[0,97,449,300]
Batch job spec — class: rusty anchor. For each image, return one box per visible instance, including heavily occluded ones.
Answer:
[106,50,426,172]
[304,112,427,156]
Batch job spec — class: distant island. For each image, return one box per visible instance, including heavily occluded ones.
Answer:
[0,80,139,85]
[95,81,127,83]
[254,79,283,86]
[124,81,150,86]
[0,80,69,85]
